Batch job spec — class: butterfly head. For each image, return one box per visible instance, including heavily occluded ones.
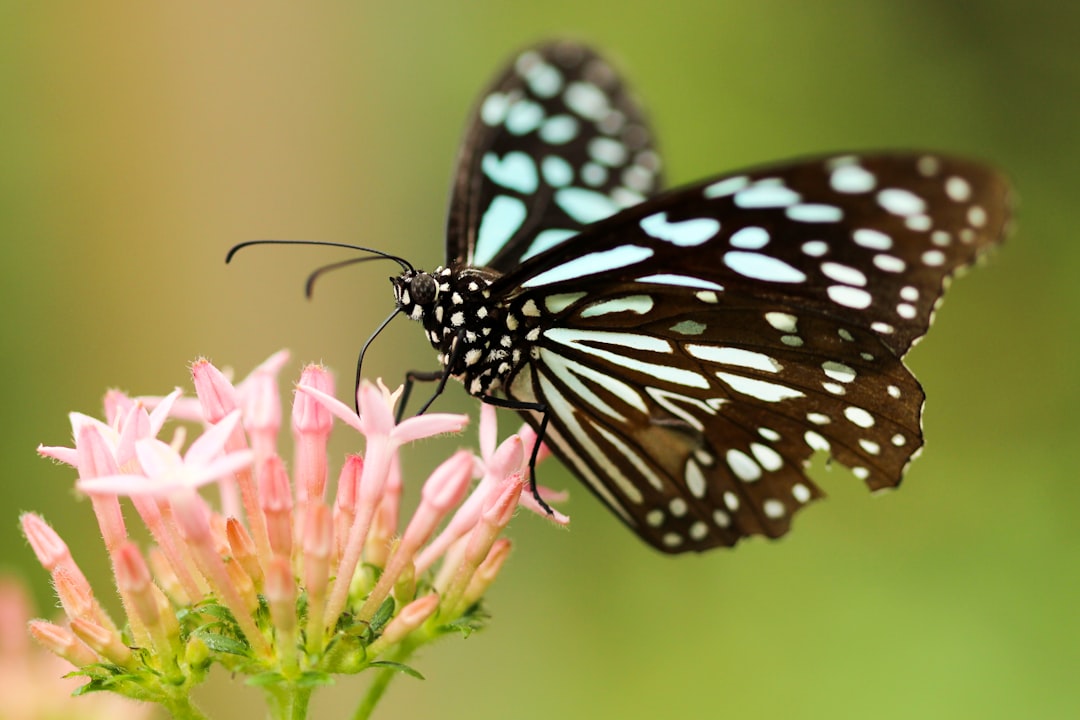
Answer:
[392,269,440,321]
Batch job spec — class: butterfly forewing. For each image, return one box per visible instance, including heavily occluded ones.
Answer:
[497,152,1009,552]
[446,41,663,273]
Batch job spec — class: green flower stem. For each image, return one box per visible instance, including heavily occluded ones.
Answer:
[161,694,212,720]
[351,646,417,720]
[264,682,314,720]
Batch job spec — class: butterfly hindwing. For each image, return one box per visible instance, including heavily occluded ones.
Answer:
[445,41,663,273]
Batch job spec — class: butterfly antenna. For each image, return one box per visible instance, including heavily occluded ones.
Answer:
[226,239,414,273]
[354,308,402,414]
[303,256,390,299]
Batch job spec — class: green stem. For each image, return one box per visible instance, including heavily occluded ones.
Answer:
[292,686,313,720]
[351,648,415,720]
[161,694,212,720]
[264,682,314,720]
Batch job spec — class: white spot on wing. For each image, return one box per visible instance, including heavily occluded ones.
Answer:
[555,187,619,224]
[724,252,807,283]
[482,151,539,194]
[640,212,721,247]
[539,115,579,144]
[786,204,843,222]
[734,182,801,208]
[637,274,724,291]
[505,99,545,135]
[704,175,750,198]
[843,406,875,428]
[565,82,610,120]
[541,156,574,187]
[716,372,805,402]
[729,226,770,250]
[765,312,798,333]
[750,442,783,471]
[581,295,655,317]
[821,262,868,287]
[523,245,653,288]
[827,285,873,309]
[726,449,762,482]
[853,228,893,250]
[545,329,710,388]
[687,345,781,373]
[877,188,927,216]
[946,176,972,202]
[522,229,578,260]
[475,196,527,266]
[830,164,876,193]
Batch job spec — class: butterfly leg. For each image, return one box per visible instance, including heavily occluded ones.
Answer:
[478,394,554,516]
[396,330,467,421]
[397,369,446,422]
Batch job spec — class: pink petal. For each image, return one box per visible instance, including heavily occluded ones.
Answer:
[103,389,135,427]
[68,412,114,445]
[392,412,469,445]
[75,424,120,479]
[185,410,243,466]
[116,403,150,467]
[148,387,183,438]
[134,438,181,479]
[248,349,291,378]
[190,451,255,489]
[479,403,497,461]
[78,472,172,496]
[357,382,395,436]
[296,384,363,432]
[38,444,78,466]
[519,489,571,526]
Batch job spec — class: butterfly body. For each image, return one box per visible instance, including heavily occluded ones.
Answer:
[389,41,1011,553]
[394,265,538,397]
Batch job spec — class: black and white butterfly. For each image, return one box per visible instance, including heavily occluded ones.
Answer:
[234,41,1011,554]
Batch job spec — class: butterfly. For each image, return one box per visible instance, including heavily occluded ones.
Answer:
[232,41,1012,554]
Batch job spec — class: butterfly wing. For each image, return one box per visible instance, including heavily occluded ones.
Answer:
[498,153,1011,552]
[445,41,663,273]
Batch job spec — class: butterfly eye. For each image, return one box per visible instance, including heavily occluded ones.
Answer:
[409,273,438,305]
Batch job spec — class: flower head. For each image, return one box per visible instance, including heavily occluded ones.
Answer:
[24,352,565,719]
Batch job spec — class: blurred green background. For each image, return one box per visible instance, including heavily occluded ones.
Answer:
[2,2,1077,719]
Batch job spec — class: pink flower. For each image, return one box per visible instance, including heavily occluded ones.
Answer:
[23,351,565,718]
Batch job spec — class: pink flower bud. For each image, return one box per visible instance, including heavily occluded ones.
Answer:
[191,359,239,424]
[28,620,98,667]
[259,456,293,560]
[380,594,439,646]
[70,616,133,667]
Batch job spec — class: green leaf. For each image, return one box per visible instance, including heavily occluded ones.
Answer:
[297,671,335,688]
[246,671,287,688]
[441,602,490,638]
[370,596,396,634]
[193,628,250,656]
[369,661,425,681]
[197,602,238,623]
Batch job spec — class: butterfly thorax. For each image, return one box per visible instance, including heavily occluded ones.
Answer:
[392,265,536,397]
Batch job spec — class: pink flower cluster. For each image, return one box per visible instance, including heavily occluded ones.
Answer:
[25,351,566,701]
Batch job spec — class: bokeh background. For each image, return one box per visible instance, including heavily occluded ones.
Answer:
[2,2,1077,719]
